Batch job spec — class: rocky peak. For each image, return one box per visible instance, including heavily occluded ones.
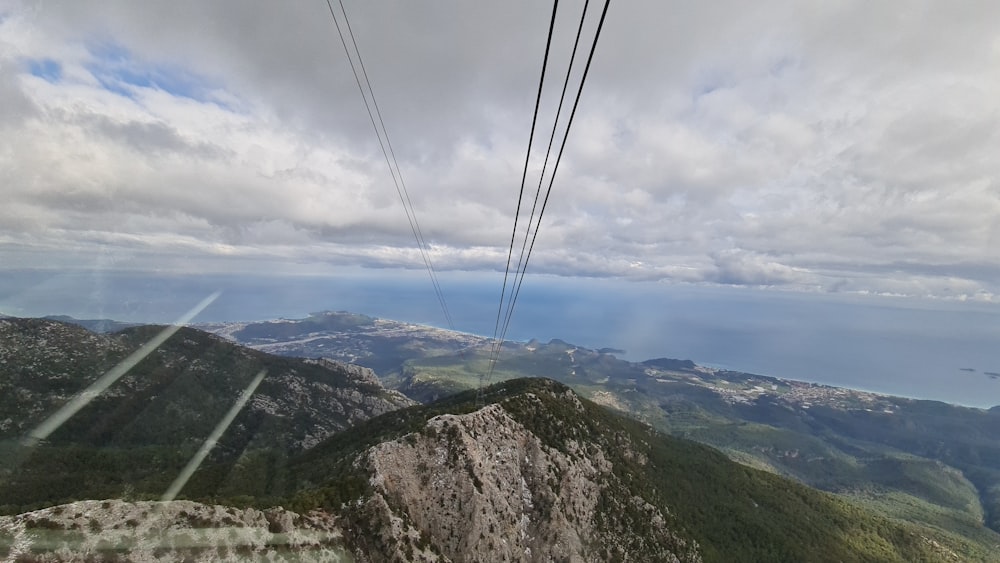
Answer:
[349,398,700,562]
[308,357,383,388]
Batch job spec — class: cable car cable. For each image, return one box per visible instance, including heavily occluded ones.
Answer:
[491,0,592,373]
[488,0,561,366]
[325,0,455,329]
[486,0,611,385]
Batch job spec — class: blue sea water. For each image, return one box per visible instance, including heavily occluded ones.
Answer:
[2,268,999,408]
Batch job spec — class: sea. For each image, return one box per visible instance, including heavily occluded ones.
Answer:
[2,268,999,409]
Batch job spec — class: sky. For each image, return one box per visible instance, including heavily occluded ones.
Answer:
[2,0,1000,302]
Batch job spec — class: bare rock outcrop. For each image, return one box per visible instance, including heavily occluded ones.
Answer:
[253,359,416,449]
[0,500,350,562]
[349,399,700,562]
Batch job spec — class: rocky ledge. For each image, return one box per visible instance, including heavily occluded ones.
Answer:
[0,500,349,562]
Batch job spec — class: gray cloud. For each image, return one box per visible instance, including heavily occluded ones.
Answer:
[709,250,811,287]
[0,62,36,125]
[2,0,1000,302]
[70,112,226,159]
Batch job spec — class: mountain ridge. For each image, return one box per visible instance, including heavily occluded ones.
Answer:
[0,316,416,516]
[0,317,414,450]
[199,310,1000,547]
[4,313,1000,559]
[276,378,986,561]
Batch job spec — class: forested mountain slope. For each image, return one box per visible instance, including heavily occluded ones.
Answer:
[3,317,998,560]
[0,317,414,514]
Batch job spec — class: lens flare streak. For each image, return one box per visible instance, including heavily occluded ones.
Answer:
[22,291,222,446]
[161,368,267,502]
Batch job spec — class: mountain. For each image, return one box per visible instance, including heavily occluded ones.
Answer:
[202,311,1000,551]
[0,317,414,450]
[247,379,997,560]
[0,317,415,513]
[404,337,1000,547]
[5,314,999,559]
[642,357,697,371]
[41,315,140,333]
[3,376,987,561]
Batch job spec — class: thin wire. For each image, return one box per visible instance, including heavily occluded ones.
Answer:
[487,0,561,370]
[502,0,612,351]
[490,0,591,377]
[486,0,611,385]
[338,0,455,330]
[325,0,455,330]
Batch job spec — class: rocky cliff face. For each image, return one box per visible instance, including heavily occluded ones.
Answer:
[347,396,700,562]
[259,358,416,449]
[0,500,350,562]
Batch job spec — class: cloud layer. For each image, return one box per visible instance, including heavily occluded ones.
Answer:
[2,0,999,301]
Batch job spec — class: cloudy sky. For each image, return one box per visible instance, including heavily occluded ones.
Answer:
[2,0,1000,303]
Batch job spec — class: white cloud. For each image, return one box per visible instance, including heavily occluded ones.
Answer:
[1,0,999,302]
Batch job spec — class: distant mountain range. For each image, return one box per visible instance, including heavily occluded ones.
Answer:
[41,315,141,333]
[2,313,999,560]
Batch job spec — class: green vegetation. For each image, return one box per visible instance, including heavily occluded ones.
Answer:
[0,443,204,514]
[396,338,1000,554]
[204,313,1000,555]
[1,321,392,451]
[499,381,996,561]
[0,317,410,514]
[276,378,995,561]
[5,317,1000,559]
